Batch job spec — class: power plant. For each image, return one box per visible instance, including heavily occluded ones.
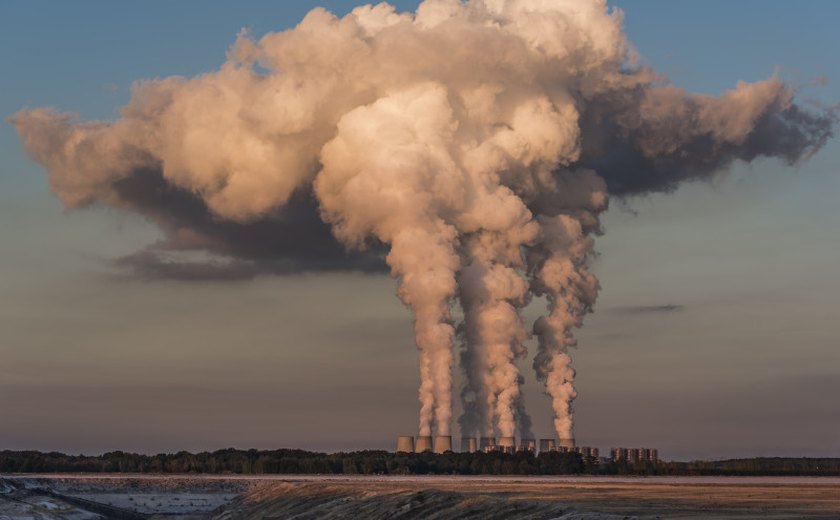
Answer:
[558,438,575,450]
[479,437,496,452]
[574,446,599,458]
[498,436,516,454]
[396,436,415,453]
[434,435,453,454]
[519,438,536,453]
[610,447,659,463]
[415,435,433,453]
[461,437,477,453]
[395,434,657,463]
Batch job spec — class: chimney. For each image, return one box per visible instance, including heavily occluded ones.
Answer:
[415,435,433,453]
[434,435,452,453]
[396,436,414,453]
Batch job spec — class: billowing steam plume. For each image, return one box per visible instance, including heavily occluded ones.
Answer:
[11,0,833,440]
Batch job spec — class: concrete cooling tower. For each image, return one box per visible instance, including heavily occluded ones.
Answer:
[396,436,414,453]
[499,436,516,454]
[415,435,433,453]
[434,435,453,453]
[461,437,477,453]
[479,437,497,452]
[558,438,575,450]
[539,439,556,453]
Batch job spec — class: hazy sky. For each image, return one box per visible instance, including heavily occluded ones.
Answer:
[1,0,838,460]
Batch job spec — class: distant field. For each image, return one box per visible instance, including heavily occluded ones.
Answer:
[4,474,840,519]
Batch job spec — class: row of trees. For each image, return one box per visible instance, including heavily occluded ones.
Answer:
[2,449,839,476]
[654,458,840,476]
[0,449,585,475]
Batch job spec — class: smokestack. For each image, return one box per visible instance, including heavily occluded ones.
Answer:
[539,438,556,453]
[499,436,516,454]
[11,1,833,453]
[461,437,477,453]
[415,435,433,453]
[479,436,497,452]
[396,436,414,453]
[434,435,453,454]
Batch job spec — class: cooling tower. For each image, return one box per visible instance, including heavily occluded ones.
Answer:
[499,436,515,454]
[415,435,433,452]
[539,438,556,453]
[519,438,536,452]
[479,436,497,451]
[434,435,452,453]
[396,436,415,453]
[558,438,575,449]
[461,436,477,453]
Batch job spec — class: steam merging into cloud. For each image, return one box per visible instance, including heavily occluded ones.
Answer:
[11,0,833,440]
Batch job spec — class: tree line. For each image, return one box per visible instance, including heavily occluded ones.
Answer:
[0,449,584,475]
[2,449,839,476]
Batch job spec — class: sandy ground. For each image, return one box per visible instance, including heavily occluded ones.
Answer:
[3,474,840,519]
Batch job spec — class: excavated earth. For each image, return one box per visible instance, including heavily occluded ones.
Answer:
[3,475,840,519]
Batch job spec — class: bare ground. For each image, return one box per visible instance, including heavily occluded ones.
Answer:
[212,476,840,519]
[3,475,840,519]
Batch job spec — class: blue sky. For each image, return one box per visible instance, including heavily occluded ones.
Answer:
[1,1,838,459]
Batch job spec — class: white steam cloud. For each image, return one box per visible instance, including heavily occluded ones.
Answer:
[11,0,833,440]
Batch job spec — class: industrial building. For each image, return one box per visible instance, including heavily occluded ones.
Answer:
[396,434,646,462]
[518,439,536,453]
[479,437,496,452]
[396,436,415,453]
[610,447,658,463]
[461,436,477,453]
[434,435,452,453]
[574,446,599,459]
[498,436,516,454]
[558,438,575,450]
[415,435,433,453]
[396,434,453,454]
